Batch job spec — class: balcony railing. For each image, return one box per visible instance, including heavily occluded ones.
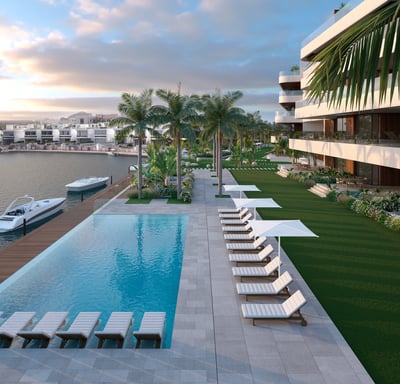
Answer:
[279,90,303,97]
[301,0,363,47]
[279,70,300,76]
[294,132,400,147]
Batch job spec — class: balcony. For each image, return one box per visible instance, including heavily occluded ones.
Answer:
[296,73,400,119]
[279,90,303,108]
[301,0,360,47]
[275,110,302,124]
[279,71,300,90]
[301,0,389,60]
[290,135,400,169]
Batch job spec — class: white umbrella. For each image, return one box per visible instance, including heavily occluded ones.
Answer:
[223,184,260,198]
[249,219,318,276]
[232,198,281,217]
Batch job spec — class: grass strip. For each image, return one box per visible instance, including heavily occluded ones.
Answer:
[231,169,400,384]
[125,198,152,204]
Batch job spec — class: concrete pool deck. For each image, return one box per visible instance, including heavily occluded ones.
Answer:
[0,169,374,383]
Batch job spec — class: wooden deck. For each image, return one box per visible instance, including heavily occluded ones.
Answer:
[0,176,132,283]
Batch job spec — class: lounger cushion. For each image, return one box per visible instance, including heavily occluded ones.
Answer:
[236,271,293,296]
[0,312,36,339]
[18,312,68,339]
[229,244,273,263]
[241,290,306,319]
[226,237,266,250]
[134,312,166,348]
[224,231,256,241]
[57,312,101,339]
[95,312,133,339]
[232,257,280,277]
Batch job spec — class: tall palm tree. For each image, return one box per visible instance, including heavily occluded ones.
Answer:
[201,89,245,195]
[152,86,202,198]
[307,2,400,109]
[109,90,154,199]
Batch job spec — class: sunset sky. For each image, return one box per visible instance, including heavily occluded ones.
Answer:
[0,0,340,122]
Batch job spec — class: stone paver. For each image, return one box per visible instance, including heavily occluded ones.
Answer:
[0,169,374,383]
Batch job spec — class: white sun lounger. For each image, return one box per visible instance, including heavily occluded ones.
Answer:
[0,312,36,348]
[17,312,68,348]
[236,271,293,300]
[94,312,133,348]
[220,213,252,225]
[224,230,256,241]
[218,207,240,213]
[226,236,267,251]
[219,208,249,218]
[228,244,274,265]
[241,289,307,326]
[133,312,166,348]
[232,257,281,281]
[56,312,101,348]
[222,223,252,233]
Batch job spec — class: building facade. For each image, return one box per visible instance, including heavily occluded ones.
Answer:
[291,0,400,186]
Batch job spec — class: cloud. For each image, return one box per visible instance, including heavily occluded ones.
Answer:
[0,0,339,122]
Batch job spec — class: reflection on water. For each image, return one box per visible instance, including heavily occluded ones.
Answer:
[0,152,136,250]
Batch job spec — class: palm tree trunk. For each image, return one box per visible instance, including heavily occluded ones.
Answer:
[212,134,217,171]
[138,138,143,199]
[176,131,182,198]
[218,127,223,195]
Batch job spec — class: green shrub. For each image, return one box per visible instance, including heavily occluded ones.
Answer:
[304,178,316,188]
[385,214,400,231]
[326,190,338,202]
[180,190,192,203]
[128,190,138,199]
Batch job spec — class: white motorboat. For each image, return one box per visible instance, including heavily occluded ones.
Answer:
[0,195,66,233]
[65,176,109,192]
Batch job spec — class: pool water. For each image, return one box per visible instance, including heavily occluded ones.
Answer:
[0,214,189,348]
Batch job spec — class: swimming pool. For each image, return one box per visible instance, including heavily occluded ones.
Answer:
[0,214,189,348]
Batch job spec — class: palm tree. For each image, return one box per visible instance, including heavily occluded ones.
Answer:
[109,90,154,199]
[307,2,400,109]
[201,89,245,195]
[152,86,202,198]
[146,142,177,186]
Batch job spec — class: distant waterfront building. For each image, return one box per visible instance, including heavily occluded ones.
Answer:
[289,0,400,186]
[1,114,117,146]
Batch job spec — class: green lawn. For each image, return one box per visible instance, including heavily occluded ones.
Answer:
[231,170,400,384]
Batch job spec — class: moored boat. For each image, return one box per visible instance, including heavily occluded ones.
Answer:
[0,195,66,233]
[65,176,109,192]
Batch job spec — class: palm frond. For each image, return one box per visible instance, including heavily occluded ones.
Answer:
[307,2,400,108]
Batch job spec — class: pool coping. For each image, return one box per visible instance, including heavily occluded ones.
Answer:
[0,169,374,383]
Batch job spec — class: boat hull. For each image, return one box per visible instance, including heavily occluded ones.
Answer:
[0,197,66,233]
[65,177,109,192]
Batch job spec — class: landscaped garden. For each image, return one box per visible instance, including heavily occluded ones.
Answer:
[231,169,400,384]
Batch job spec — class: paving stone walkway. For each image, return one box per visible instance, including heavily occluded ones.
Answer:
[0,169,373,383]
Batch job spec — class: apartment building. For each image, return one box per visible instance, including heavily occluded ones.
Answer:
[275,69,303,133]
[291,0,400,186]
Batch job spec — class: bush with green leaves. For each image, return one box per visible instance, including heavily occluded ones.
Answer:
[326,190,338,202]
[179,190,192,203]
[385,214,400,231]
[350,194,400,231]
[304,178,316,188]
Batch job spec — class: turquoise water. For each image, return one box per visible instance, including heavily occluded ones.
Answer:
[0,214,188,348]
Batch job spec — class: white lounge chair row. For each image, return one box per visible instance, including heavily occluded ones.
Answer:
[219,207,249,219]
[218,208,308,326]
[0,311,166,348]
[232,257,308,326]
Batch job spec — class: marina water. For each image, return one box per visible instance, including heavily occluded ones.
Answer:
[0,151,136,250]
